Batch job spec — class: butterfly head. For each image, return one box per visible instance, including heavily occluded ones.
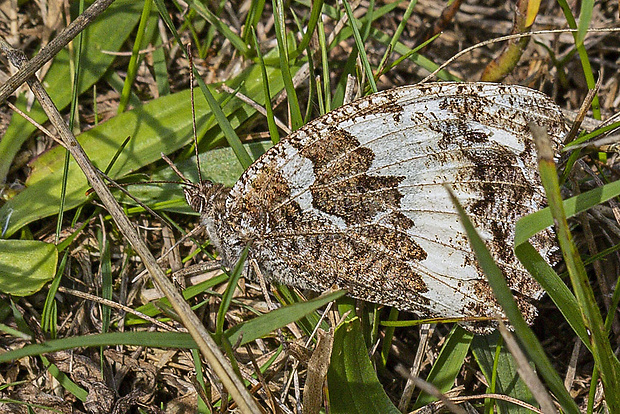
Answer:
[182,179,237,267]
[183,180,228,216]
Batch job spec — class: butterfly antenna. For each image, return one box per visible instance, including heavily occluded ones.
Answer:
[94,168,176,227]
[187,43,203,185]
[161,152,195,187]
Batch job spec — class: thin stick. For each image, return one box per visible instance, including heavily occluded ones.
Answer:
[58,286,175,331]
[2,44,260,414]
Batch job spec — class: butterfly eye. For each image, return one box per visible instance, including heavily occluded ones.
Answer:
[183,187,206,213]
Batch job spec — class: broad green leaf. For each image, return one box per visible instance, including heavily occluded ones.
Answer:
[327,318,400,414]
[0,0,143,182]
[472,332,537,414]
[0,240,58,296]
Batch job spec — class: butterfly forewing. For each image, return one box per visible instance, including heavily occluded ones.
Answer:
[200,82,565,332]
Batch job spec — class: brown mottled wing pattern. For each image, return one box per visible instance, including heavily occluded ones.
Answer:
[210,82,565,329]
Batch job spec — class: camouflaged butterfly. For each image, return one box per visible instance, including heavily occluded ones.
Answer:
[183,82,565,332]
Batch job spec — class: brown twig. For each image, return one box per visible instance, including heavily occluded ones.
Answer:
[1,44,260,414]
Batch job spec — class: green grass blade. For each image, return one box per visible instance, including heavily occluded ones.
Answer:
[377,0,418,74]
[41,252,68,337]
[532,124,620,411]
[252,28,280,144]
[515,242,589,348]
[295,0,324,55]
[576,0,594,47]
[225,290,346,346]
[317,17,330,113]
[515,177,620,245]
[99,236,112,334]
[41,356,88,403]
[194,77,253,169]
[413,326,473,409]
[185,0,250,56]
[118,0,154,113]
[378,307,399,368]
[0,332,198,362]
[273,0,303,130]
[216,247,248,335]
[555,0,600,118]
[341,1,377,93]
[241,0,266,44]
[446,187,580,414]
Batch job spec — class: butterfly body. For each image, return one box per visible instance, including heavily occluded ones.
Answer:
[185,82,565,331]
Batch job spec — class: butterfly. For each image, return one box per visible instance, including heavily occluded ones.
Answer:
[183,82,565,332]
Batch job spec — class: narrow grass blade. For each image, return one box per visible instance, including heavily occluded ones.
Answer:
[531,124,620,411]
[99,236,112,334]
[515,242,589,348]
[125,273,229,324]
[0,332,198,362]
[576,0,594,47]
[195,77,253,169]
[446,187,580,414]
[273,0,303,130]
[252,28,280,143]
[555,0,600,118]
[40,357,88,403]
[377,0,418,74]
[118,0,154,113]
[341,0,377,93]
[413,326,473,409]
[225,290,345,346]
[185,0,250,56]
[0,292,346,363]
[42,253,68,337]
[216,247,248,334]
[295,0,324,55]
